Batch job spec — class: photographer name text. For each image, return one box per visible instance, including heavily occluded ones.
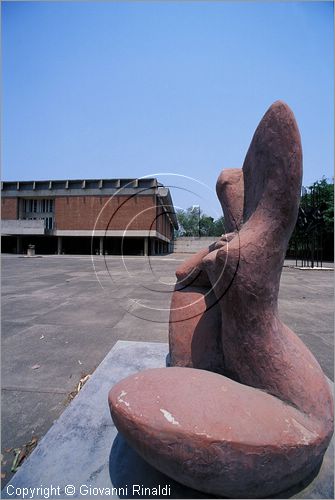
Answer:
[6,484,171,498]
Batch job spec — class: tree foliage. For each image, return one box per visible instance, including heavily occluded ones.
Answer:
[303,178,333,233]
[295,178,333,234]
[176,207,225,237]
[288,177,334,261]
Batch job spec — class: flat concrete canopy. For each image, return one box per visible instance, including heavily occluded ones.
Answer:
[1,253,334,488]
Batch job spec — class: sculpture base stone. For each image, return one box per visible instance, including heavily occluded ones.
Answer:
[2,341,333,499]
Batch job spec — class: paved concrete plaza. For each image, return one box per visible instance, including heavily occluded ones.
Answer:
[1,253,334,487]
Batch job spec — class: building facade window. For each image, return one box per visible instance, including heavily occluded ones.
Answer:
[21,198,54,229]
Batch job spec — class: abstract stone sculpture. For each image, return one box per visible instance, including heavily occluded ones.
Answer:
[109,101,334,498]
[169,167,244,373]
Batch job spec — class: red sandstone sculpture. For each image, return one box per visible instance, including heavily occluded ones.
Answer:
[109,101,334,498]
[169,167,244,373]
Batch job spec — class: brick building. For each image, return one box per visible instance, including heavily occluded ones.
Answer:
[1,178,178,255]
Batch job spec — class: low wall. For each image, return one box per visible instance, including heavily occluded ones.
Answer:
[173,237,218,253]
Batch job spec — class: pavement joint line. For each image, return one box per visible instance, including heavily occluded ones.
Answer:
[296,267,334,271]
[1,386,68,395]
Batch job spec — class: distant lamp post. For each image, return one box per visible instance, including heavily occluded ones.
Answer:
[192,204,201,238]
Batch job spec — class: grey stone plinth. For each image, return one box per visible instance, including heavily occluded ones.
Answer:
[2,341,333,499]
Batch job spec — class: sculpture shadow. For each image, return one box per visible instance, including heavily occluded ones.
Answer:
[109,433,217,499]
[270,454,332,499]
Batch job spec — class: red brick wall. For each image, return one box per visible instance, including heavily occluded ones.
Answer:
[1,198,17,219]
[54,195,159,231]
[156,204,173,239]
[165,220,173,239]
[156,205,164,236]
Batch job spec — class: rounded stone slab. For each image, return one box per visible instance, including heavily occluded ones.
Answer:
[109,367,329,499]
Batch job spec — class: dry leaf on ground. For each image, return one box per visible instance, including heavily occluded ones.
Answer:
[10,437,38,473]
[67,374,91,402]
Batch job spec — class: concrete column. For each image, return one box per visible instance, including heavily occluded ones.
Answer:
[99,237,104,256]
[150,239,155,256]
[57,236,63,255]
[16,236,22,254]
[144,237,149,256]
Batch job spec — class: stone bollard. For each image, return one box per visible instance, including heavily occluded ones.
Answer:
[27,244,35,257]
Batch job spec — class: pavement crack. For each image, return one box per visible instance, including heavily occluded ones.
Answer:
[2,385,68,395]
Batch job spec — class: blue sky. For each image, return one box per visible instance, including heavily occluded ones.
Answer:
[2,1,333,217]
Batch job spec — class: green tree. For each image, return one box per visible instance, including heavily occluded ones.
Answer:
[176,208,226,237]
[288,177,334,262]
[309,178,333,233]
[299,178,333,233]
[176,207,200,236]
[212,216,226,236]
